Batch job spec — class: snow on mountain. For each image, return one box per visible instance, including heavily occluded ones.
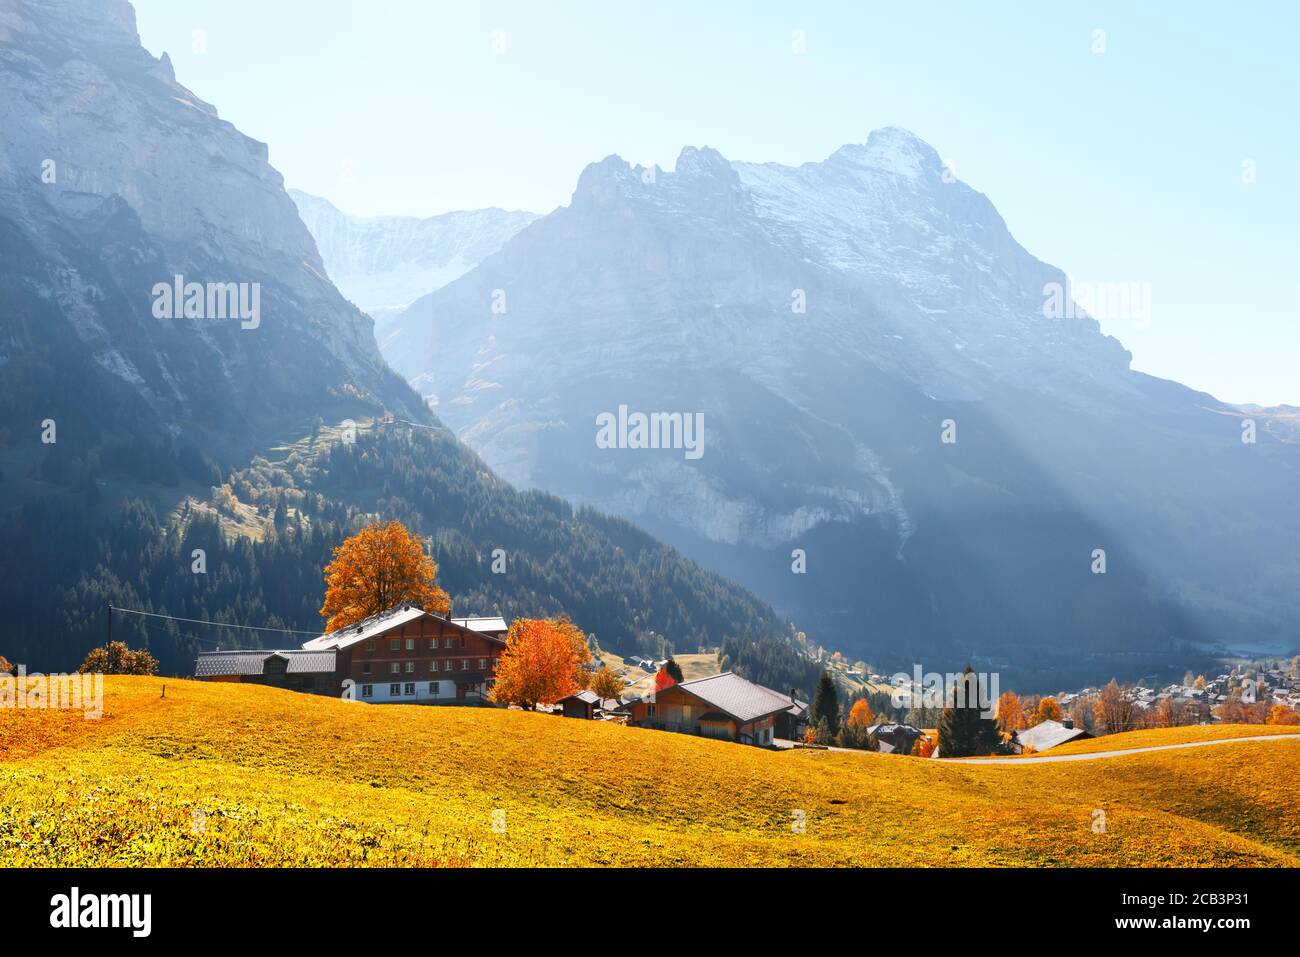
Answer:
[385,130,1300,675]
[289,189,537,329]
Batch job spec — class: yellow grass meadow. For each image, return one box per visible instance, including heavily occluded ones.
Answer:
[0,677,1296,867]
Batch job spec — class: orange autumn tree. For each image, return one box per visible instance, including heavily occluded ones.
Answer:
[995,691,1026,735]
[1267,704,1300,725]
[319,520,450,632]
[589,666,626,701]
[1034,696,1062,725]
[489,617,589,710]
[846,698,875,729]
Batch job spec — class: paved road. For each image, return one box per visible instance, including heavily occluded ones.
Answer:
[948,733,1300,765]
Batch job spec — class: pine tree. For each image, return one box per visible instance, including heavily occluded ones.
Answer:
[810,670,840,733]
[936,665,1001,757]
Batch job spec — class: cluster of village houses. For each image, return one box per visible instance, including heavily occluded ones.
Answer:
[1060,670,1300,715]
[194,604,1299,753]
[194,604,810,747]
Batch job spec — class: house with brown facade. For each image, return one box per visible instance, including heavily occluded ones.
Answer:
[624,672,790,746]
[556,688,629,720]
[195,604,509,705]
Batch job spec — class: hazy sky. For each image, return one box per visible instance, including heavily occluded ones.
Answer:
[132,1,1299,406]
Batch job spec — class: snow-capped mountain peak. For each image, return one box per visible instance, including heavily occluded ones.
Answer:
[289,189,537,324]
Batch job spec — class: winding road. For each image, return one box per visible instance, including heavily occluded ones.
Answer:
[948,733,1300,765]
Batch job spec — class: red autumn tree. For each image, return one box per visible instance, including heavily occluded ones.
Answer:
[319,520,450,632]
[654,667,677,692]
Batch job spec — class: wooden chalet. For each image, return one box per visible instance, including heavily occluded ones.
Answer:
[624,672,790,746]
[195,604,509,705]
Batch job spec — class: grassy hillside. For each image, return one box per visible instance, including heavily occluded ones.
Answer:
[0,678,1296,867]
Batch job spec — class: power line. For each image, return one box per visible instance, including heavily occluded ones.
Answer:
[109,605,321,636]
[128,615,263,648]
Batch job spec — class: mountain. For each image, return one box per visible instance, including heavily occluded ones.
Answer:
[0,0,427,464]
[387,129,1300,686]
[289,189,537,331]
[0,0,799,683]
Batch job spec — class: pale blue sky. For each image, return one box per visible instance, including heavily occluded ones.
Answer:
[133,1,1299,406]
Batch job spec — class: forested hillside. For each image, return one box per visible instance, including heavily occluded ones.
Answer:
[0,424,801,679]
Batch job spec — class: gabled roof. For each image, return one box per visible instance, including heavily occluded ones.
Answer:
[674,672,793,724]
[452,616,508,635]
[1016,719,1091,752]
[301,604,428,651]
[301,604,508,651]
[560,689,602,706]
[195,650,336,677]
[864,722,923,737]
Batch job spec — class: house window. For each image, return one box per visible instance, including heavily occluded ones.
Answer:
[390,638,400,651]
[404,683,415,696]
[361,684,373,698]
[405,662,415,674]
[389,683,401,696]
[362,663,372,676]
[460,636,466,648]
[648,704,657,717]
[478,658,486,670]
[365,640,375,652]
[390,663,400,675]
[429,682,440,695]
[405,638,414,650]
[462,659,469,670]
[444,638,452,649]
[429,638,437,650]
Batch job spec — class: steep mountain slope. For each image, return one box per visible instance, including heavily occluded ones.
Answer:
[0,0,795,679]
[389,130,1300,685]
[289,189,537,329]
[0,0,425,461]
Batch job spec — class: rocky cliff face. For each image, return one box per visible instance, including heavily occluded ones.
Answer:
[290,189,537,330]
[388,129,1300,678]
[0,0,426,458]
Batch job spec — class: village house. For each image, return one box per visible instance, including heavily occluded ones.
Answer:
[624,672,791,746]
[194,649,337,693]
[556,688,628,720]
[864,722,925,754]
[772,688,809,741]
[195,604,509,705]
[1012,717,1093,753]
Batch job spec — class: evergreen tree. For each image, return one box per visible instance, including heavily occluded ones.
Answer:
[810,670,840,733]
[664,658,684,683]
[936,665,1001,757]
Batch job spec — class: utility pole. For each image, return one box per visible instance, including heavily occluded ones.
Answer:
[107,603,113,646]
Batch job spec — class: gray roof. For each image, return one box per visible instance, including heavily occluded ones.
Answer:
[563,689,602,705]
[195,650,336,678]
[452,616,508,635]
[302,605,510,652]
[1016,719,1090,752]
[301,604,428,651]
[677,672,792,724]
